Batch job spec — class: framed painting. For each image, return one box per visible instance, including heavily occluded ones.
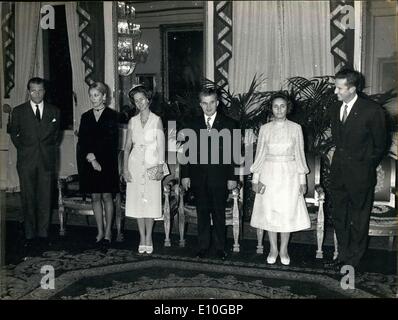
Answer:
[161,23,204,102]
[377,56,397,92]
[135,74,156,93]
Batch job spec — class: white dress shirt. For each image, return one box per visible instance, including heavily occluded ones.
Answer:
[340,94,358,121]
[30,100,44,119]
[204,112,217,129]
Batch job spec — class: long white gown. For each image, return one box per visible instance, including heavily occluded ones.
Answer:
[125,112,164,219]
[250,120,311,232]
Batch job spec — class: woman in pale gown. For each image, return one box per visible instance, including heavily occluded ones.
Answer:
[250,92,310,265]
[123,85,166,254]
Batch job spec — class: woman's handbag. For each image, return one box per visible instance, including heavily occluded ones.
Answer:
[146,163,170,180]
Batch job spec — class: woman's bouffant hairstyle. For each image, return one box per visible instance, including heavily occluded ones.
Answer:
[269,91,293,114]
[128,84,152,103]
[88,81,110,106]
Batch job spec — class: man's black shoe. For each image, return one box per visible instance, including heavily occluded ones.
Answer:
[37,237,51,252]
[23,239,35,247]
[22,239,37,259]
[216,250,228,260]
[324,259,345,270]
[195,249,207,259]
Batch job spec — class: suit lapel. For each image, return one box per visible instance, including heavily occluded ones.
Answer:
[25,102,37,121]
[341,97,360,133]
[24,102,40,127]
[342,99,360,129]
[211,112,222,131]
[41,103,51,123]
[198,114,207,130]
[39,103,53,137]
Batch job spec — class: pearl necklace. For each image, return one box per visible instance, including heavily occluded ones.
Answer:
[94,106,105,112]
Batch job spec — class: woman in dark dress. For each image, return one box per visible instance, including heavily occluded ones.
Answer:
[78,81,119,245]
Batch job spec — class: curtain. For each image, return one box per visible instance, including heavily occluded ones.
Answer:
[281,1,334,79]
[230,1,334,94]
[76,1,105,86]
[6,2,41,192]
[1,2,15,99]
[229,1,281,93]
[65,2,92,133]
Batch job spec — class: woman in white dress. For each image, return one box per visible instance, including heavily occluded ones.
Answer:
[250,92,310,266]
[123,85,166,254]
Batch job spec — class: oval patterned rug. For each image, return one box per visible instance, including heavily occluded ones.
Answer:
[1,249,396,299]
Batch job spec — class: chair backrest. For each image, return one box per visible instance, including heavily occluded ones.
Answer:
[304,154,321,204]
[373,156,396,207]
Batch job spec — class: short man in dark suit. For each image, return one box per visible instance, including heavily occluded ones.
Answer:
[10,77,61,253]
[181,88,238,260]
[329,68,386,268]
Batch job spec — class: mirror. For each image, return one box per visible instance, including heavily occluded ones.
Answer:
[113,1,205,110]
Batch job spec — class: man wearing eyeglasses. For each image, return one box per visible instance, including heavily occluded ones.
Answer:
[9,77,60,257]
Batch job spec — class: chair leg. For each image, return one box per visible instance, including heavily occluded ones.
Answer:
[388,236,395,251]
[256,229,264,254]
[164,218,171,247]
[232,223,240,253]
[163,189,171,247]
[231,191,240,252]
[333,231,339,260]
[178,192,185,247]
[59,206,65,236]
[114,193,124,242]
[316,202,324,259]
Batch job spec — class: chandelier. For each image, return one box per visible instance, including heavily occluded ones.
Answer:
[117,2,149,76]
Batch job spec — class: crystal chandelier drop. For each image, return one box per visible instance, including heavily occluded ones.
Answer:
[117,2,149,76]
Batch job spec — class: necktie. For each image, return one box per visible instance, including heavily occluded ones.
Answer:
[341,104,348,124]
[35,104,41,122]
[206,117,211,131]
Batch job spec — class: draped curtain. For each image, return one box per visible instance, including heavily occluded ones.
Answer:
[6,2,41,192]
[65,2,92,133]
[229,1,334,94]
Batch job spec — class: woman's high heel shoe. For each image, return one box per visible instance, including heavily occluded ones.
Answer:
[138,245,146,254]
[280,254,290,266]
[146,245,153,254]
[266,252,278,264]
[95,236,104,244]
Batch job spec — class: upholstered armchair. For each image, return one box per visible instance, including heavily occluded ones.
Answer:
[177,183,243,253]
[57,174,124,240]
[332,156,397,258]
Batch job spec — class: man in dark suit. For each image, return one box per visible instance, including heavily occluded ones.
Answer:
[329,68,386,268]
[181,88,238,260]
[10,77,61,254]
